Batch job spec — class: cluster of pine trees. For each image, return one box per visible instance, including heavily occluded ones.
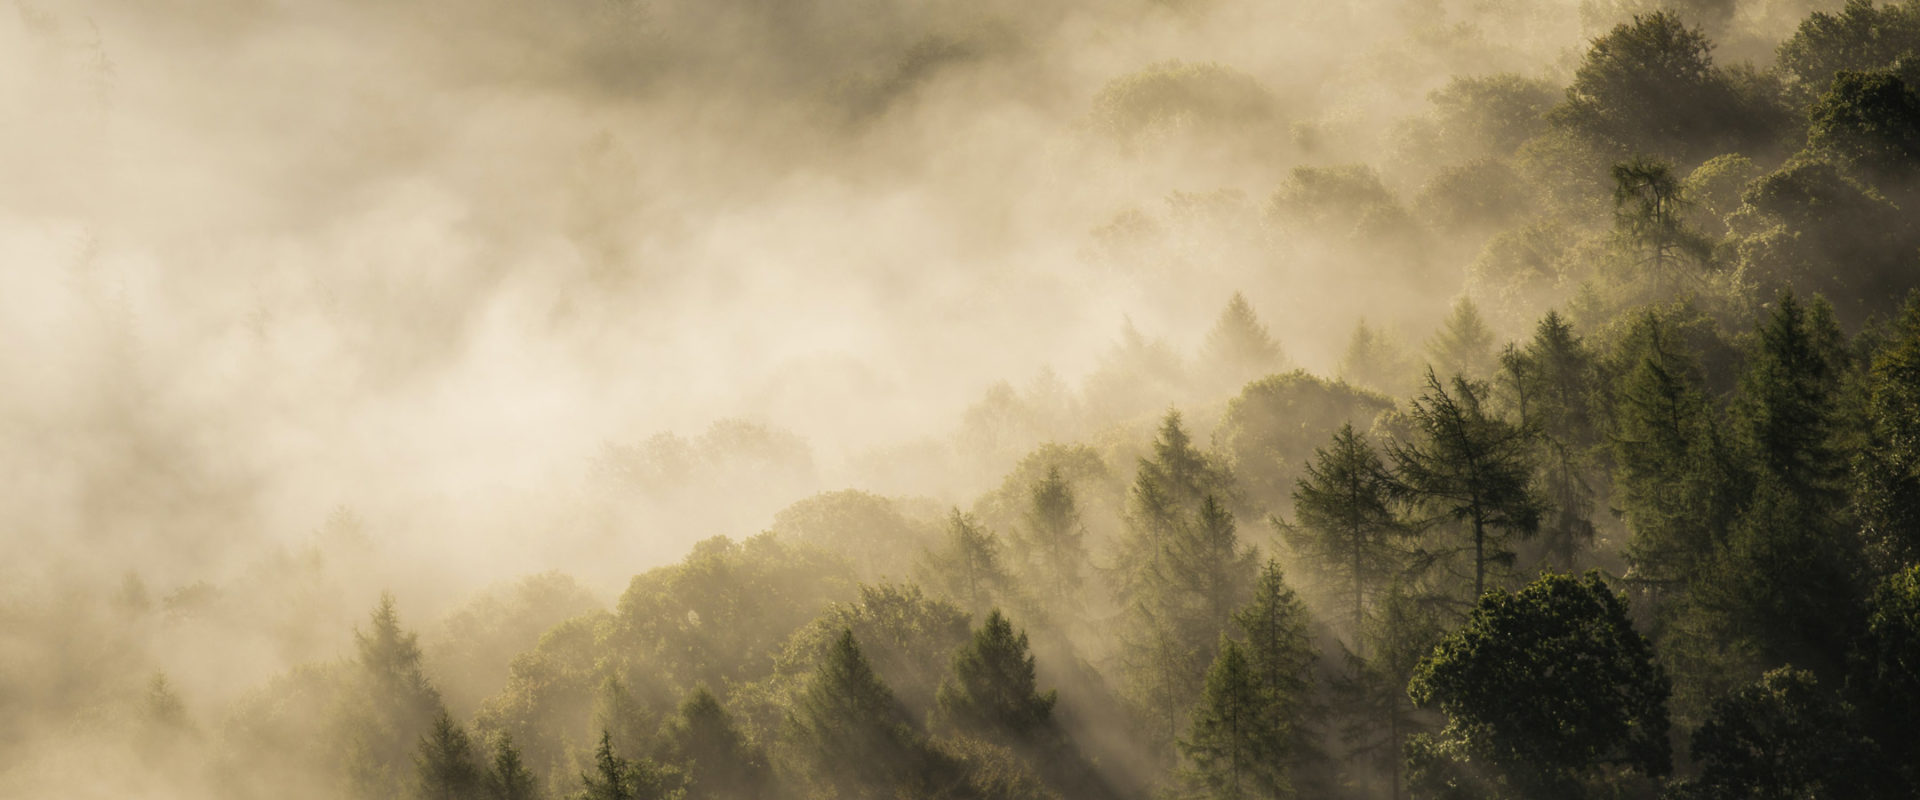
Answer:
[106,3,1920,800]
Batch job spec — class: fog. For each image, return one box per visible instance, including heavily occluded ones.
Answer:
[7,0,1902,797]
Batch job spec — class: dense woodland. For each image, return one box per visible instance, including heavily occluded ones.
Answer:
[13,0,1920,799]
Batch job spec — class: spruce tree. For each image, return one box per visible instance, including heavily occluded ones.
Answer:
[1228,561,1319,798]
[1179,640,1285,800]
[1289,423,1405,639]
[1425,298,1496,381]
[919,509,1017,618]
[934,609,1057,745]
[1203,292,1285,388]
[415,711,482,800]
[483,733,540,800]
[1389,371,1542,601]
[786,629,926,798]
[661,688,768,800]
[348,593,447,799]
[1501,311,1600,570]
[575,731,679,800]
[1019,466,1088,609]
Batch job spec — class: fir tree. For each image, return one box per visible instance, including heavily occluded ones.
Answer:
[483,733,540,800]
[1288,423,1406,640]
[415,711,482,800]
[1204,292,1285,388]
[1500,312,1600,570]
[1179,640,1285,800]
[919,509,1017,618]
[786,629,926,798]
[661,688,767,800]
[1019,466,1088,609]
[934,609,1057,745]
[1425,298,1496,381]
[1390,371,1542,602]
[575,731,680,800]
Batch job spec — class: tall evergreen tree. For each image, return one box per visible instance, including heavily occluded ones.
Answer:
[934,609,1057,745]
[347,593,447,799]
[575,731,680,800]
[482,734,540,800]
[661,688,768,800]
[1341,319,1413,397]
[1425,298,1496,381]
[415,711,482,800]
[786,629,926,798]
[1204,292,1286,388]
[1289,423,1405,640]
[1018,466,1089,610]
[919,509,1018,618]
[1179,640,1285,800]
[1610,157,1711,294]
[1226,561,1319,798]
[1390,372,1542,601]
[1855,294,1920,574]
[1501,312,1600,569]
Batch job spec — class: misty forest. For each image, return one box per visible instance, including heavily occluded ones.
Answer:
[12,0,1920,798]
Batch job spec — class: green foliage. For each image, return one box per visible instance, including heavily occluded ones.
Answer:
[1425,298,1496,382]
[1408,573,1670,798]
[1670,668,1880,800]
[1178,640,1286,800]
[1609,157,1713,299]
[1218,371,1394,516]
[1201,292,1286,390]
[1288,424,1407,636]
[1429,74,1560,158]
[348,594,448,799]
[1777,0,1920,102]
[483,733,540,800]
[1809,69,1920,189]
[660,688,768,800]
[770,490,938,579]
[784,629,926,798]
[1726,160,1920,323]
[934,610,1057,745]
[1855,295,1920,572]
[1501,312,1602,569]
[575,730,681,800]
[1853,565,1920,769]
[1087,61,1280,155]
[777,583,973,720]
[1016,466,1091,612]
[1115,412,1256,752]
[416,711,483,800]
[919,510,1019,618]
[1390,372,1543,600]
[1340,319,1419,398]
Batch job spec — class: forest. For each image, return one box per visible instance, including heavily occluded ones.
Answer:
[6,0,1920,798]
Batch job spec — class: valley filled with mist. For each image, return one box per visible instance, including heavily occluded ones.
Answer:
[6,0,1920,797]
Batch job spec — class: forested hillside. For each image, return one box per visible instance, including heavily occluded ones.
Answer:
[6,0,1920,798]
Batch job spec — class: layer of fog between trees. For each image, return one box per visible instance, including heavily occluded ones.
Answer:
[8,0,1920,798]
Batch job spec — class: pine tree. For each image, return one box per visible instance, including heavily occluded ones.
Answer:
[1501,312,1600,570]
[1341,319,1411,397]
[1608,311,1735,591]
[661,688,768,800]
[919,509,1017,618]
[1288,423,1405,640]
[1426,298,1496,381]
[934,609,1057,745]
[1019,466,1088,609]
[575,731,679,800]
[1227,561,1319,799]
[786,629,926,798]
[1179,640,1285,800]
[1204,292,1286,388]
[482,733,540,800]
[1389,371,1542,602]
[415,711,482,800]
[348,593,447,799]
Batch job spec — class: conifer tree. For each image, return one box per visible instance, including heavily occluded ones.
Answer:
[1204,292,1285,388]
[661,688,768,800]
[1341,319,1411,397]
[1289,423,1405,639]
[934,609,1057,745]
[786,629,926,798]
[348,594,447,799]
[415,711,482,800]
[1425,298,1496,381]
[1389,372,1542,601]
[575,731,680,800]
[1019,466,1088,609]
[1501,312,1600,569]
[1228,561,1319,798]
[483,733,540,800]
[1179,640,1285,800]
[1855,294,1920,574]
[1610,157,1710,293]
[919,509,1017,618]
